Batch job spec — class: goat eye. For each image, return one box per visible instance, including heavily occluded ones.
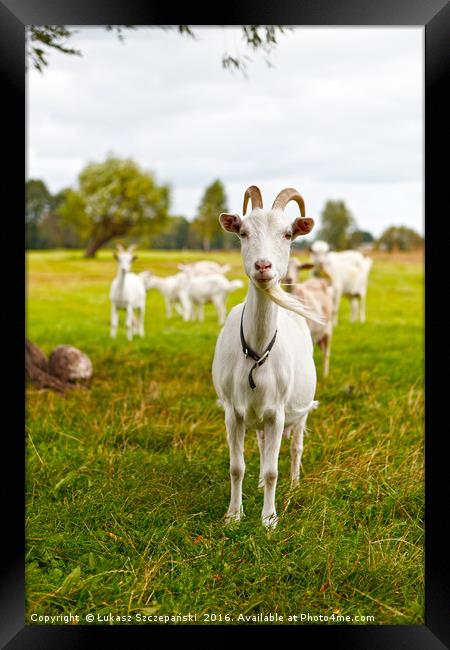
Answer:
[239,230,248,238]
[284,232,292,240]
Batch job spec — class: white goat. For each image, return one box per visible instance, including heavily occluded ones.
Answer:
[178,261,232,276]
[110,244,146,340]
[212,186,323,529]
[181,274,244,324]
[310,240,373,325]
[139,271,190,320]
[284,259,333,377]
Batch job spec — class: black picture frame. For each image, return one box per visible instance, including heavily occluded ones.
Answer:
[3,1,449,647]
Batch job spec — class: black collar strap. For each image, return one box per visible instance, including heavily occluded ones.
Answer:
[240,304,277,390]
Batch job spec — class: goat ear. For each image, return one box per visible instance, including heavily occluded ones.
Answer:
[132,255,138,262]
[291,217,314,238]
[113,252,119,261]
[219,213,242,234]
[299,263,315,270]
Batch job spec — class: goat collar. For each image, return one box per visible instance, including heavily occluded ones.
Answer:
[240,304,277,391]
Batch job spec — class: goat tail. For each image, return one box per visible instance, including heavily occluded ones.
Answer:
[284,400,319,438]
[262,283,326,325]
[292,399,319,418]
[297,399,319,416]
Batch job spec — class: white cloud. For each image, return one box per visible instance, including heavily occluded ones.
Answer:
[27,26,423,236]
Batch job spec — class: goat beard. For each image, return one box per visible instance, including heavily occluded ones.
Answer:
[260,282,325,325]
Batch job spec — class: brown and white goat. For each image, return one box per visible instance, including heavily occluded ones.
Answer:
[284,259,333,377]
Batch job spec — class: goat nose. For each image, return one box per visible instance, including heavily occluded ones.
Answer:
[255,259,272,271]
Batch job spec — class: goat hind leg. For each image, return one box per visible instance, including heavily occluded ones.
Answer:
[290,415,307,487]
[323,335,331,377]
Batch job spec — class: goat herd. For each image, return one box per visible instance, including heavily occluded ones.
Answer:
[109,185,373,529]
[110,245,244,339]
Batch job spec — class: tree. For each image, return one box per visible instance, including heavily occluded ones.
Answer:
[148,216,191,250]
[376,226,423,252]
[57,156,170,257]
[26,179,52,248]
[292,237,313,251]
[26,26,287,74]
[37,188,84,249]
[316,200,356,250]
[348,229,374,249]
[193,180,228,251]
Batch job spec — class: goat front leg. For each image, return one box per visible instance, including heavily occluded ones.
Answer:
[125,305,134,341]
[138,304,145,337]
[256,430,265,488]
[179,292,191,321]
[332,289,341,326]
[359,292,367,322]
[132,312,139,335]
[261,411,284,528]
[110,303,118,338]
[350,296,359,322]
[213,296,227,325]
[174,300,184,318]
[225,409,245,523]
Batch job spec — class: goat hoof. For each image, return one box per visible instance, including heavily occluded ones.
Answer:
[225,509,243,524]
[262,513,278,529]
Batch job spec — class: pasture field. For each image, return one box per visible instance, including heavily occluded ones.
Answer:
[26,249,424,625]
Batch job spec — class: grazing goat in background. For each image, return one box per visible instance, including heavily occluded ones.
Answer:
[140,270,243,324]
[178,261,232,276]
[181,274,243,324]
[110,244,146,340]
[139,271,190,320]
[310,240,373,325]
[284,259,333,377]
[212,185,324,529]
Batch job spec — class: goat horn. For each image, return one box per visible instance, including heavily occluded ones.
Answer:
[116,242,125,252]
[128,244,137,253]
[242,185,263,215]
[272,188,306,218]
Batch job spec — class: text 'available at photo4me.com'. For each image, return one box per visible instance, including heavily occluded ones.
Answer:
[29,610,376,624]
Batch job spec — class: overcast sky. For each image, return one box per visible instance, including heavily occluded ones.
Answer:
[28,26,424,237]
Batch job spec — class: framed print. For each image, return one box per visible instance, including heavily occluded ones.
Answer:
[2,0,449,647]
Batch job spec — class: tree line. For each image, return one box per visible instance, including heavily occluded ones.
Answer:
[26,155,423,256]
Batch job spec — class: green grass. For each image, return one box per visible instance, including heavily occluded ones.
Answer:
[26,249,424,625]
